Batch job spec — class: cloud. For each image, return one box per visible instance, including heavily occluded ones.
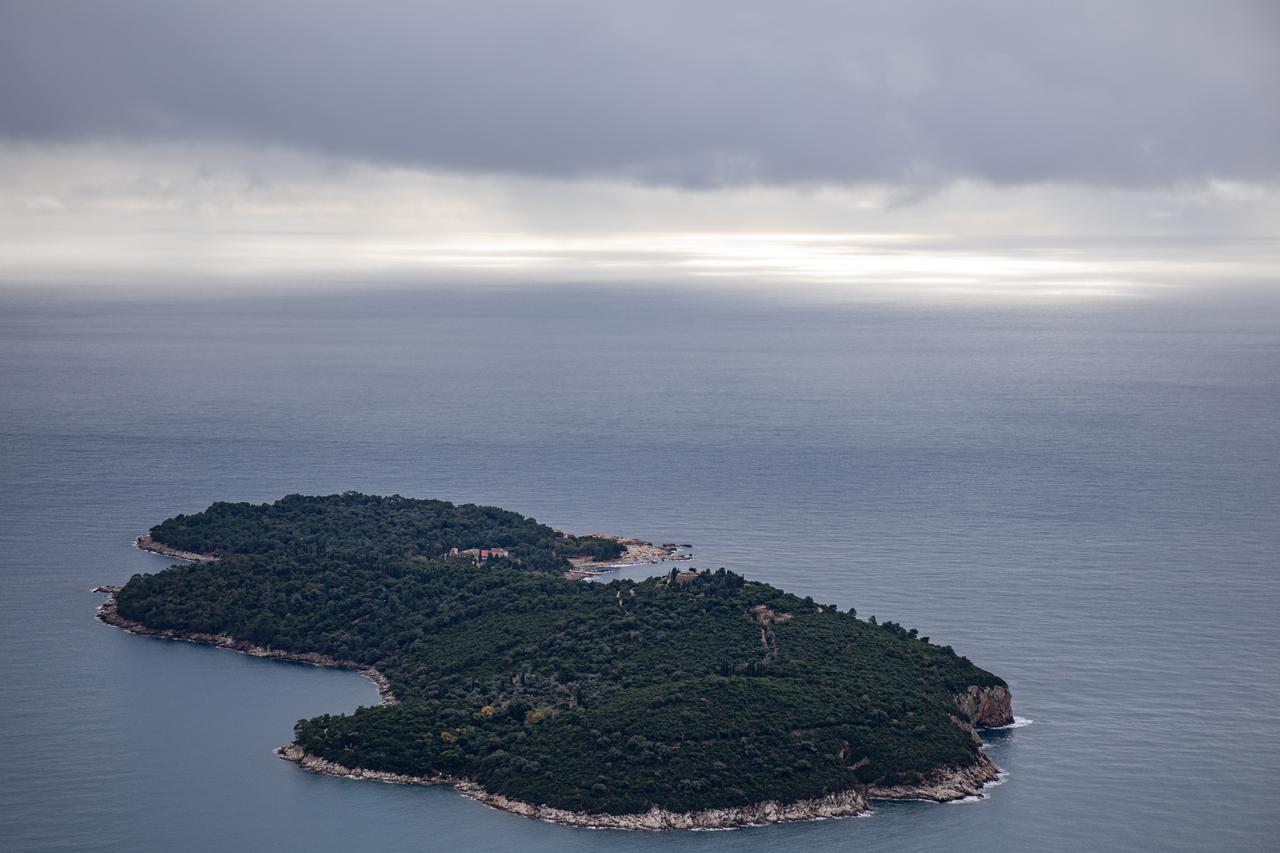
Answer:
[2,1,1277,190]
[2,141,1277,296]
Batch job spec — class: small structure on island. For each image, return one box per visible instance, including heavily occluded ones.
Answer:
[660,566,701,588]
[450,546,511,564]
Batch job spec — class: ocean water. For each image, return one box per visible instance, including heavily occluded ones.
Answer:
[1,283,1277,852]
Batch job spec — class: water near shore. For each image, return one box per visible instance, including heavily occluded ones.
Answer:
[2,284,1278,851]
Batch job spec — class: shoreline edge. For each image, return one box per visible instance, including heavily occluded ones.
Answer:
[100,535,1010,831]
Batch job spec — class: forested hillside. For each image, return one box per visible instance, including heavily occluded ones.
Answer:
[146,492,624,572]
[115,493,1006,816]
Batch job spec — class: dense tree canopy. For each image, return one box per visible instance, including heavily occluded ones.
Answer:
[147,492,624,572]
[118,493,1005,815]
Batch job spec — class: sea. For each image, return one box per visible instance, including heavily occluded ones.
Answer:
[1,280,1277,852]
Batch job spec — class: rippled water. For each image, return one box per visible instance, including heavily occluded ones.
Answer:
[1,284,1277,851]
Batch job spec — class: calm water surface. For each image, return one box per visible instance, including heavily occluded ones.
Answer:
[1,284,1277,852]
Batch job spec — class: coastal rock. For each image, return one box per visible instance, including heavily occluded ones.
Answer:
[280,737,1005,828]
[134,533,219,564]
[278,742,872,829]
[563,536,688,579]
[463,787,872,830]
[868,752,1002,802]
[95,589,398,705]
[951,684,1014,728]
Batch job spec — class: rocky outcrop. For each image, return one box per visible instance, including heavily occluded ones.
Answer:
[279,737,1008,829]
[952,684,1014,728]
[563,536,692,579]
[278,743,872,829]
[861,683,1011,804]
[465,786,871,830]
[95,589,398,705]
[134,533,219,564]
[868,752,1002,802]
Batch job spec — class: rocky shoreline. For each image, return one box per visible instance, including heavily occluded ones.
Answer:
[564,535,693,580]
[134,533,220,564]
[274,678,1010,828]
[277,741,1003,829]
[104,532,1010,831]
[94,587,397,705]
[277,742,878,829]
[98,580,1009,829]
[868,752,1003,801]
[136,527,688,581]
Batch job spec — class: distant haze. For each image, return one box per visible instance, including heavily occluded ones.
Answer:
[1,1,1277,292]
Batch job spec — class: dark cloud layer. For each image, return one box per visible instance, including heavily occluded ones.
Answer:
[2,1,1277,188]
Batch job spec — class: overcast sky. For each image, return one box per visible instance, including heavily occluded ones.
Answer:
[2,1,1277,294]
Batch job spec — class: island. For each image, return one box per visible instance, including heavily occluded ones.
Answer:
[99,492,1013,830]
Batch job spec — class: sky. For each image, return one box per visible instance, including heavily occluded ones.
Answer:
[1,1,1278,297]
